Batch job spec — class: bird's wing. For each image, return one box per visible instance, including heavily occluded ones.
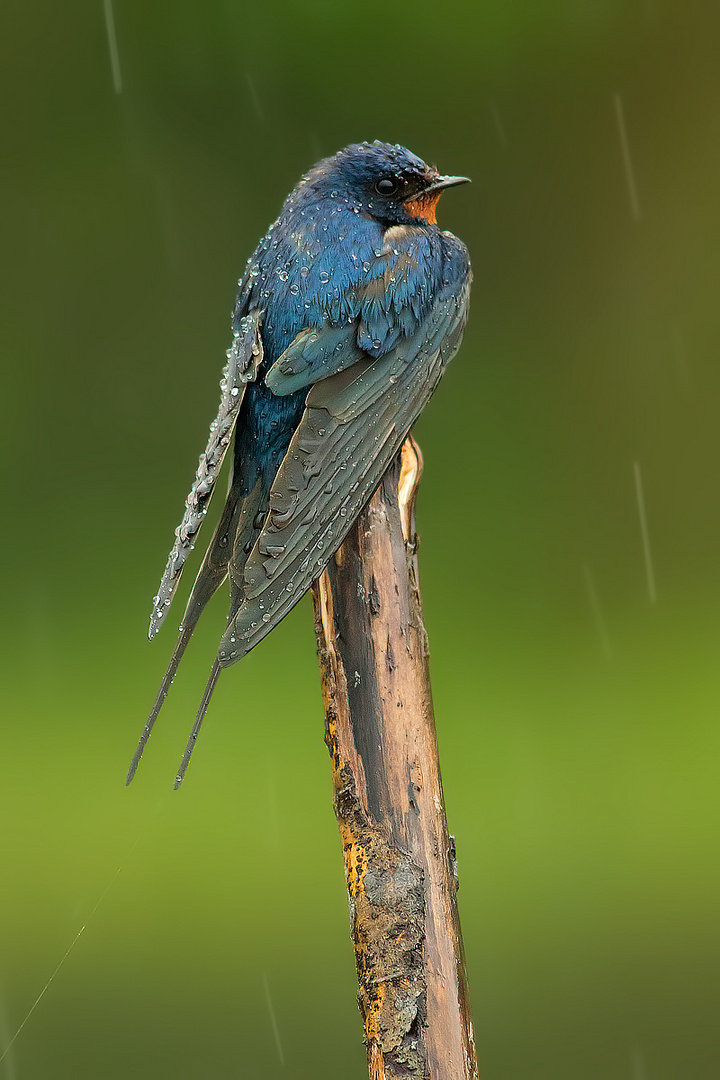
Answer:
[219,261,470,665]
[264,323,365,396]
[127,308,263,784]
[147,308,263,639]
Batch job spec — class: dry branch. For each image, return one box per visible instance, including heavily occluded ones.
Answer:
[312,437,478,1080]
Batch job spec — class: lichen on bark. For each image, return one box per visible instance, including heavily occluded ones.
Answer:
[324,693,427,1076]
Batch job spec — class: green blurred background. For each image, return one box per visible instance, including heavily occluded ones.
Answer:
[1,1,719,1076]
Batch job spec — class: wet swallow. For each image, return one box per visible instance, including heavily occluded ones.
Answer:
[127,140,471,788]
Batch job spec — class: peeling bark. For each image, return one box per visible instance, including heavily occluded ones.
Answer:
[313,437,479,1080]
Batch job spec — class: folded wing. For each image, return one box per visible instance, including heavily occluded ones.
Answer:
[219,269,470,666]
[148,309,263,639]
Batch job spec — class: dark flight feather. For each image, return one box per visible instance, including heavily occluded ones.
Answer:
[147,309,264,640]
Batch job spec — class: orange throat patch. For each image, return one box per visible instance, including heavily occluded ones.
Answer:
[402,190,443,225]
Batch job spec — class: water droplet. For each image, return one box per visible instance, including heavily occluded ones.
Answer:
[264,544,285,557]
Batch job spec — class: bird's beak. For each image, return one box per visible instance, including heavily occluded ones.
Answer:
[422,174,471,196]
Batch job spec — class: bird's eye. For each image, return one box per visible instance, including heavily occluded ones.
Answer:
[375,177,399,196]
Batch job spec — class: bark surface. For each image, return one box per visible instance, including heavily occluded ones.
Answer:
[312,437,478,1080]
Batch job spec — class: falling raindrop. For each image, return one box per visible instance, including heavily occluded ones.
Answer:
[489,100,508,148]
[102,0,122,94]
[633,461,657,603]
[631,1046,648,1080]
[614,93,641,220]
[582,565,613,659]
[245,71,264,121]
[262,975,285,1066]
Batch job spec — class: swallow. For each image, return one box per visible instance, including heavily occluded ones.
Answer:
[127,141,471,788]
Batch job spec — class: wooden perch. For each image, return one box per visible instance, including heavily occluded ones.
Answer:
[312,436,479,1080]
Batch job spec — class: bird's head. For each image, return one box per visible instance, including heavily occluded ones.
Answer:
[301,141,470,227]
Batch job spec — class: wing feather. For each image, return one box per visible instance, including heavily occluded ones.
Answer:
[148,309,263,638]
[264,322,365,397]
[218,277,469,665]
